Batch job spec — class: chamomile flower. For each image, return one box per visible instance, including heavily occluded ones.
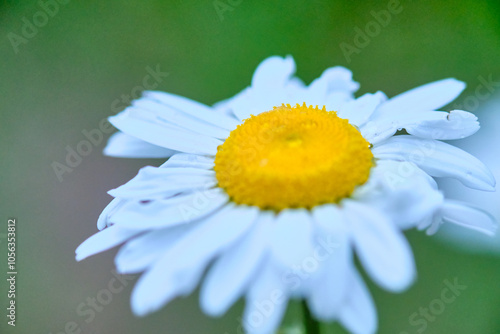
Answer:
[76,56,496,334]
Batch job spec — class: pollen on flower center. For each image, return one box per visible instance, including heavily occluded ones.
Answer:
[214,103,374,210]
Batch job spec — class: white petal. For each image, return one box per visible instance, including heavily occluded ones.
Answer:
[243,261,289,334]
[161,153,214,169]
[311,203,345,234]
[104,132,177,158]
[372,135,496,191]
[287,76,306,90]
[416,213,440,233]
[166,203,259,275]
[212,93,242,115]
[306,66,359,108]
[144,90,240,131]
[362,110,479,143]
[434,98,500,253]
[111,188,229,229]
[270,209,314,269]
[109,110,222,155]
[441,200,497,236]
[381,187,443,230]
[232,56,298,121]
[115,224,190,274]
[251,55,296,91]
[374,78,466,119]
[200,212,273,316]
[108,166,216,199]
[343,201,415,292]
[405,110,480,139]
[382,188,442,229]
[308,205,351,320]
[357,160,444,229]
[131,204,258,316]
[338,269,377,334]
[97,197,128,230]
[131,98,230,139]
[227,88,258,121]
[213,76,304,119]
[337,91,386,127]
[76,225,142,261]
[323,92,356,112]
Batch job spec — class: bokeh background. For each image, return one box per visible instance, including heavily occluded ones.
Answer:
[2,0,500,333]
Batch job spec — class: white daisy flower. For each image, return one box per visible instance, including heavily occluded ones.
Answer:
[76,56,496,334]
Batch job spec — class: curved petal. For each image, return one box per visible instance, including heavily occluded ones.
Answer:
[372,136,496,191]
[243,260,290,334]
[144,90,240,131]
[307,66,360,109]
[441,200,497,236]
[104,132,177,158]
[97,197,128,230]
[434,98,500,253]
[232,56,299,120]
[251,55,296,91]
[131,98,231,139]
[405,110,479,139]
[311,203,346,234]
[356,160,444,229]
[270,209,315,269]
[131,204,258,316]
[212,76,305,120]
[227,87,258,121]
[200,212,272,316]
[337,91,386,127]
[308,205,351,320]
[108,166,216,199]
[373,78,466,119]
[109,110,222,155]
[362,110,479,143]
[338,268,377,334]
[161,153,214,169]
[343,201,416,292]
[111,188,229,229]
[76,225,142,261]
[114,224,191,274]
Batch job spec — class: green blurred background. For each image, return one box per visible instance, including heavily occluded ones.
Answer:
[2,0,500,333]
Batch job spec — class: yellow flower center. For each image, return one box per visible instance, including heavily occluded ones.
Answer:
[214,103,374,210]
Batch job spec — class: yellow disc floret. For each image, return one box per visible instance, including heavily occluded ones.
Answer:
[214,103,374,210]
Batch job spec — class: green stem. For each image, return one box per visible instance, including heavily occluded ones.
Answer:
[302,300,321,334]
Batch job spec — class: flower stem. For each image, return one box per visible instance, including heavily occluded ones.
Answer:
[302,300,321,334]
